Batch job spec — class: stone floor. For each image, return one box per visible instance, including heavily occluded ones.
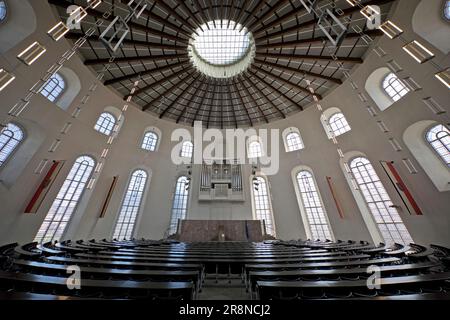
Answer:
[197,275,250,300]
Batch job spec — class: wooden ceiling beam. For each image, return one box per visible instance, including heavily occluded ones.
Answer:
[247,0,290,31]
[153,0,198,35]
[85,54,188,65]
[253,58,342,84]
[237,74,269,123]
[232,79,253,127]
[104,61,190,86]
[191,81,211,126]
[256,52,363,63]
[176,76,206,123]
[247,68,306,110]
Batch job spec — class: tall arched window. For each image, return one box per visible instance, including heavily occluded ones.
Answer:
[34,156,95,243]
[350,157,413,245]
[113,170,148,239]
[0,123,24,167]
[0,1,7,22]
[329,112,351,137]
[180,141,193,158]
[94,112,116,136]
[248,141,262,158]
[141,131,158,151]
[426,124,450,166]
[286,132,304,152]
[382,73,409,102]
[444,0,450,21]
[40,73,65,102]
[295,171,332,241]
[252,176,276,237]
[169,176,190,235]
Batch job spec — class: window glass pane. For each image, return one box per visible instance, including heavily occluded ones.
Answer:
[296,171,332,241]
[0,123,23,167]
[94,112,116,136]
[426,124,450,166]
[181,141,193,158]
[248,141,262,158]
[169,176,189,234]
[350,157,413,245]
[40,73,65,102]
[382,73,409,102]
[142,132,158,151]
[113,170,147,239]
[34,156,95,243]
[286,133,304,152]
[252,176,276,237]
[445,1,450,20]
[329,112,351,137]
[0,1,7,22]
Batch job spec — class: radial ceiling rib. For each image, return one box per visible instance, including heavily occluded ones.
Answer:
[247,68,306,110]
[176,76,206,123]
[255,0,395,41]
[65,32,188,50]
[238,75,269,123]
[159,73,203,118]
[240,0,270,30]
[256,29,384,48]
[251,64,321,99]
[141,69,197,111]
[104,60,190,86]
[206,80,217,128]
[247,0,290,31]
[84,53,188,66]
[191,81,212,126]
[192,0,210,28]
[232,79,253,127]
[256,52,363,63]
[133,66,194,97]
[253,58,342,85]
[224,80,238,128]
[240,74,286,119]
[48,0,189,44]
[153,0,198,35]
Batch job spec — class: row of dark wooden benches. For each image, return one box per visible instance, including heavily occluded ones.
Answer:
[0,239,449,300]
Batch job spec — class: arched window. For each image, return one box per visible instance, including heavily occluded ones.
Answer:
[295,171,333,241]
[0,1,7,22]
[426,124,450,166]
[180,141,193,158]
[40,73,65,102]
[248,141,262,158]
[113,170,148,239]
[350,157,413,245]
[34,155,95,243]
[169,176,190,235]
[251,176,276,237]
[382,73,409,102]
[0,123,24,167]
[444,0,450,21]
[329,112,351,137]
[142,131,158,151]
[286,132,304,152]
[94,112,116,136]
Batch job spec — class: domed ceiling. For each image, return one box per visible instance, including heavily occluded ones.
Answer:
[49,0,394,128]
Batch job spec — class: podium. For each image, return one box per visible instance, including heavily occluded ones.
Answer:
[177,220,264,242]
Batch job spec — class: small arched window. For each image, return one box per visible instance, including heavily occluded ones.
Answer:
[286,132,304,152]
[40,73,65,103]
[180,141,193,158]
[113,169,148,239]
[329,112,351,137]
[142,131,158,151]
[248,141,262,158]
[350,157,413,245]
[169,176,190,235]
[426,124,450,166]
[0,123,24,167]
[94,112,116,136]
[34,155,95,243]
[382,73,409,102]
[295,170,333,241]
[444,0,450,20]
[0,1,7,22]
[251,176,276,237]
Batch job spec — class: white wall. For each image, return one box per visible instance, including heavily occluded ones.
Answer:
[0,0,449,246]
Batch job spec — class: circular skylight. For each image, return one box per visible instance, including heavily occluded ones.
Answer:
[192,20,251,66]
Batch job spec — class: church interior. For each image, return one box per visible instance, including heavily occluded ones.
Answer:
[0,0,449,304]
